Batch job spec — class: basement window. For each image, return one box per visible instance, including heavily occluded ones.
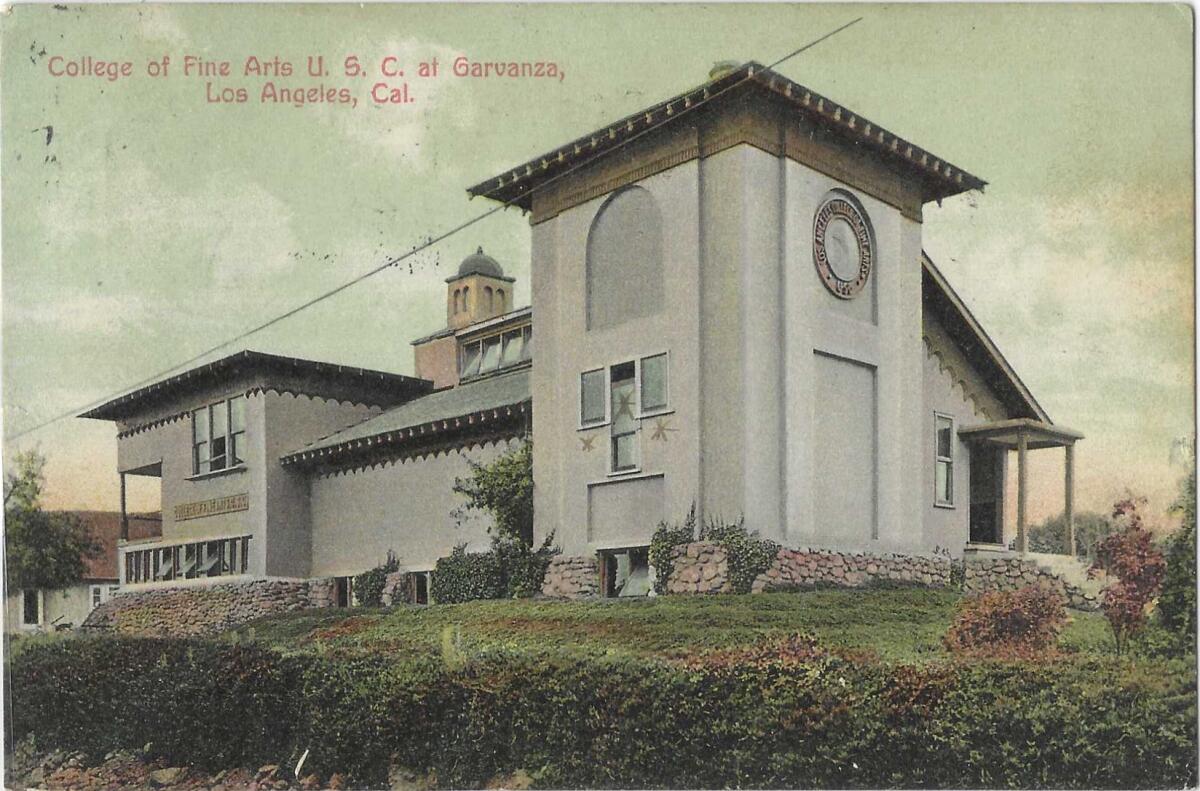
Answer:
[600,547,650,598]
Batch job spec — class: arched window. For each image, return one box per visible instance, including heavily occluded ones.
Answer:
[484,286,494,312]
[462,286,470,312]
[496,289,505,311]
[586,186,663,330]
[453,289,462,313]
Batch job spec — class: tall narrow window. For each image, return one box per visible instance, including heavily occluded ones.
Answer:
[610,362,639,472]
[21,590,40,626]
[91,585,102,609]
[484,286,494,312]
[496,289,506,311]
[580,369,606,427]
[640,353,668,414]
[479,335,502,374]
[935,414,955,506]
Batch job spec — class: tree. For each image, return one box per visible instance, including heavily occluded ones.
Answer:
[1088,496,1166,655]
[1158,462,1196,639]
[452,440,534,545]
[4,450,101,592]
[1026,510,1115,559]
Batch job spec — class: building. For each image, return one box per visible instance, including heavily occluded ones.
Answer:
[82,61,1081,598]
[4,510,159,632]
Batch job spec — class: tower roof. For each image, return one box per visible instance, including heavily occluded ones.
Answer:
[449,246,514,282]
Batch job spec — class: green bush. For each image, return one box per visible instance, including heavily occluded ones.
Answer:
[648,505,696,595]
[1160,467,1196,641]
[9,635,1197,789]
[699,516,780,594]
[353,551,400,607]
[431,544,504,604]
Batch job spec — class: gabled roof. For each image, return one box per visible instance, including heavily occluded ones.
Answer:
[468,61,986,211]
[281,367,531,469]
[921,252,1049,423]
[80,350,432,423]
[52,510,162,581]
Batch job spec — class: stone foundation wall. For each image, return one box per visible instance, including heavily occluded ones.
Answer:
[666,542,732,594]
[540,556,600,598]
[81,578,337,637]
[752,547,953,592]
[963,557,1099,610]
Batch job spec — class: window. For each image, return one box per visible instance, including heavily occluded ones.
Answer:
[192,396,246,475]
[91,585,102,610]
[21,590,41,626]
[580,369,606,426]
[123,536,249,584]
[484,286,494,311]
[640,353,668,414]
[610,362,638,472]
[935,413,955,506]
[459,325,532,379]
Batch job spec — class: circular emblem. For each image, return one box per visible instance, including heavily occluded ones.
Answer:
[813,193,874,299]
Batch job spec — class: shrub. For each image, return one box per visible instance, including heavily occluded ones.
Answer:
[1159,468,1196,641]
[1090,497,1166,654]
[353,551,399,607]
[648,505,696,595]
[492,532,557,598]
[943,586,1068,656]
[9,635,1197,790]
[698,516,780,594]
[432,544,504,604]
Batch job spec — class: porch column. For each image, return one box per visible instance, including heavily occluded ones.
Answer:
[1017,430,1028,554]
[119,472,128,541]
[1065,442,1076,557]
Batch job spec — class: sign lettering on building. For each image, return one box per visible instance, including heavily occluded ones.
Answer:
[174,493,249,522]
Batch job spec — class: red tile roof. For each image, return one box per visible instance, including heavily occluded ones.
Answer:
[52,510,162,581]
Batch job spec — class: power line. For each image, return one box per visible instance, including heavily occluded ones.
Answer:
[5,18,862,443]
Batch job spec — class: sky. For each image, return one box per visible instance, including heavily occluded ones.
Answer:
[1,3,1194,528]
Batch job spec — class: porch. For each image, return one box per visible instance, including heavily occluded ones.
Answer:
[958,418,1085,555]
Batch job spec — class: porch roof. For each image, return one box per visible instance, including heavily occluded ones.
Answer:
[958,418,1084,450]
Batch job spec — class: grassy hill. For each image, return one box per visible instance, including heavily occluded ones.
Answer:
[226,586,1116,662]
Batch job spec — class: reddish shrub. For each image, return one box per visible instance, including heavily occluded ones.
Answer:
[1089,496,1166,654]
[943,586,1067,656]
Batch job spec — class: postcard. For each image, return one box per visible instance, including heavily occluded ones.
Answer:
[2,4,1195,790]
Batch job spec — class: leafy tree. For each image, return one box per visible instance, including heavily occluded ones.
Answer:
[1089,496,1166,655]
[1158,461,1196,639]
[453,439,534,545]
[4,450,101,591]
[1026,510,1115,559]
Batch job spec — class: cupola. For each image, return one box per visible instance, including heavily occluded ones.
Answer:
[446,246,516,329]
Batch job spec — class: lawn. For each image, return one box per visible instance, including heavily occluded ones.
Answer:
[225,586,1117,663]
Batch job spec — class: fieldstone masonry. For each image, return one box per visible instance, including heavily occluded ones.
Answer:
[751,547,953,592]
[963,556,1099,610]
[81,578,337,637]
[666,541,733,594]
[540,555,600,598]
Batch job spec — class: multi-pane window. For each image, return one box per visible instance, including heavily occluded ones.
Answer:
[193,396,246,475]
[459,325,532,379]
[610,362,638,472]
[935,414,955,506]
[124,536,250,584]
[89,585,121,610]
[579,353,670,473]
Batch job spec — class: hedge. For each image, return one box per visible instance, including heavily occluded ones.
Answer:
[8,636,1197,789]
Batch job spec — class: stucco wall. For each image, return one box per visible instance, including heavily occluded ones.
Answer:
[4,584,105,633]
[921,311,1012,554]
[309,438,516,577]
[532,161,703,556]
[261,392,382,578]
